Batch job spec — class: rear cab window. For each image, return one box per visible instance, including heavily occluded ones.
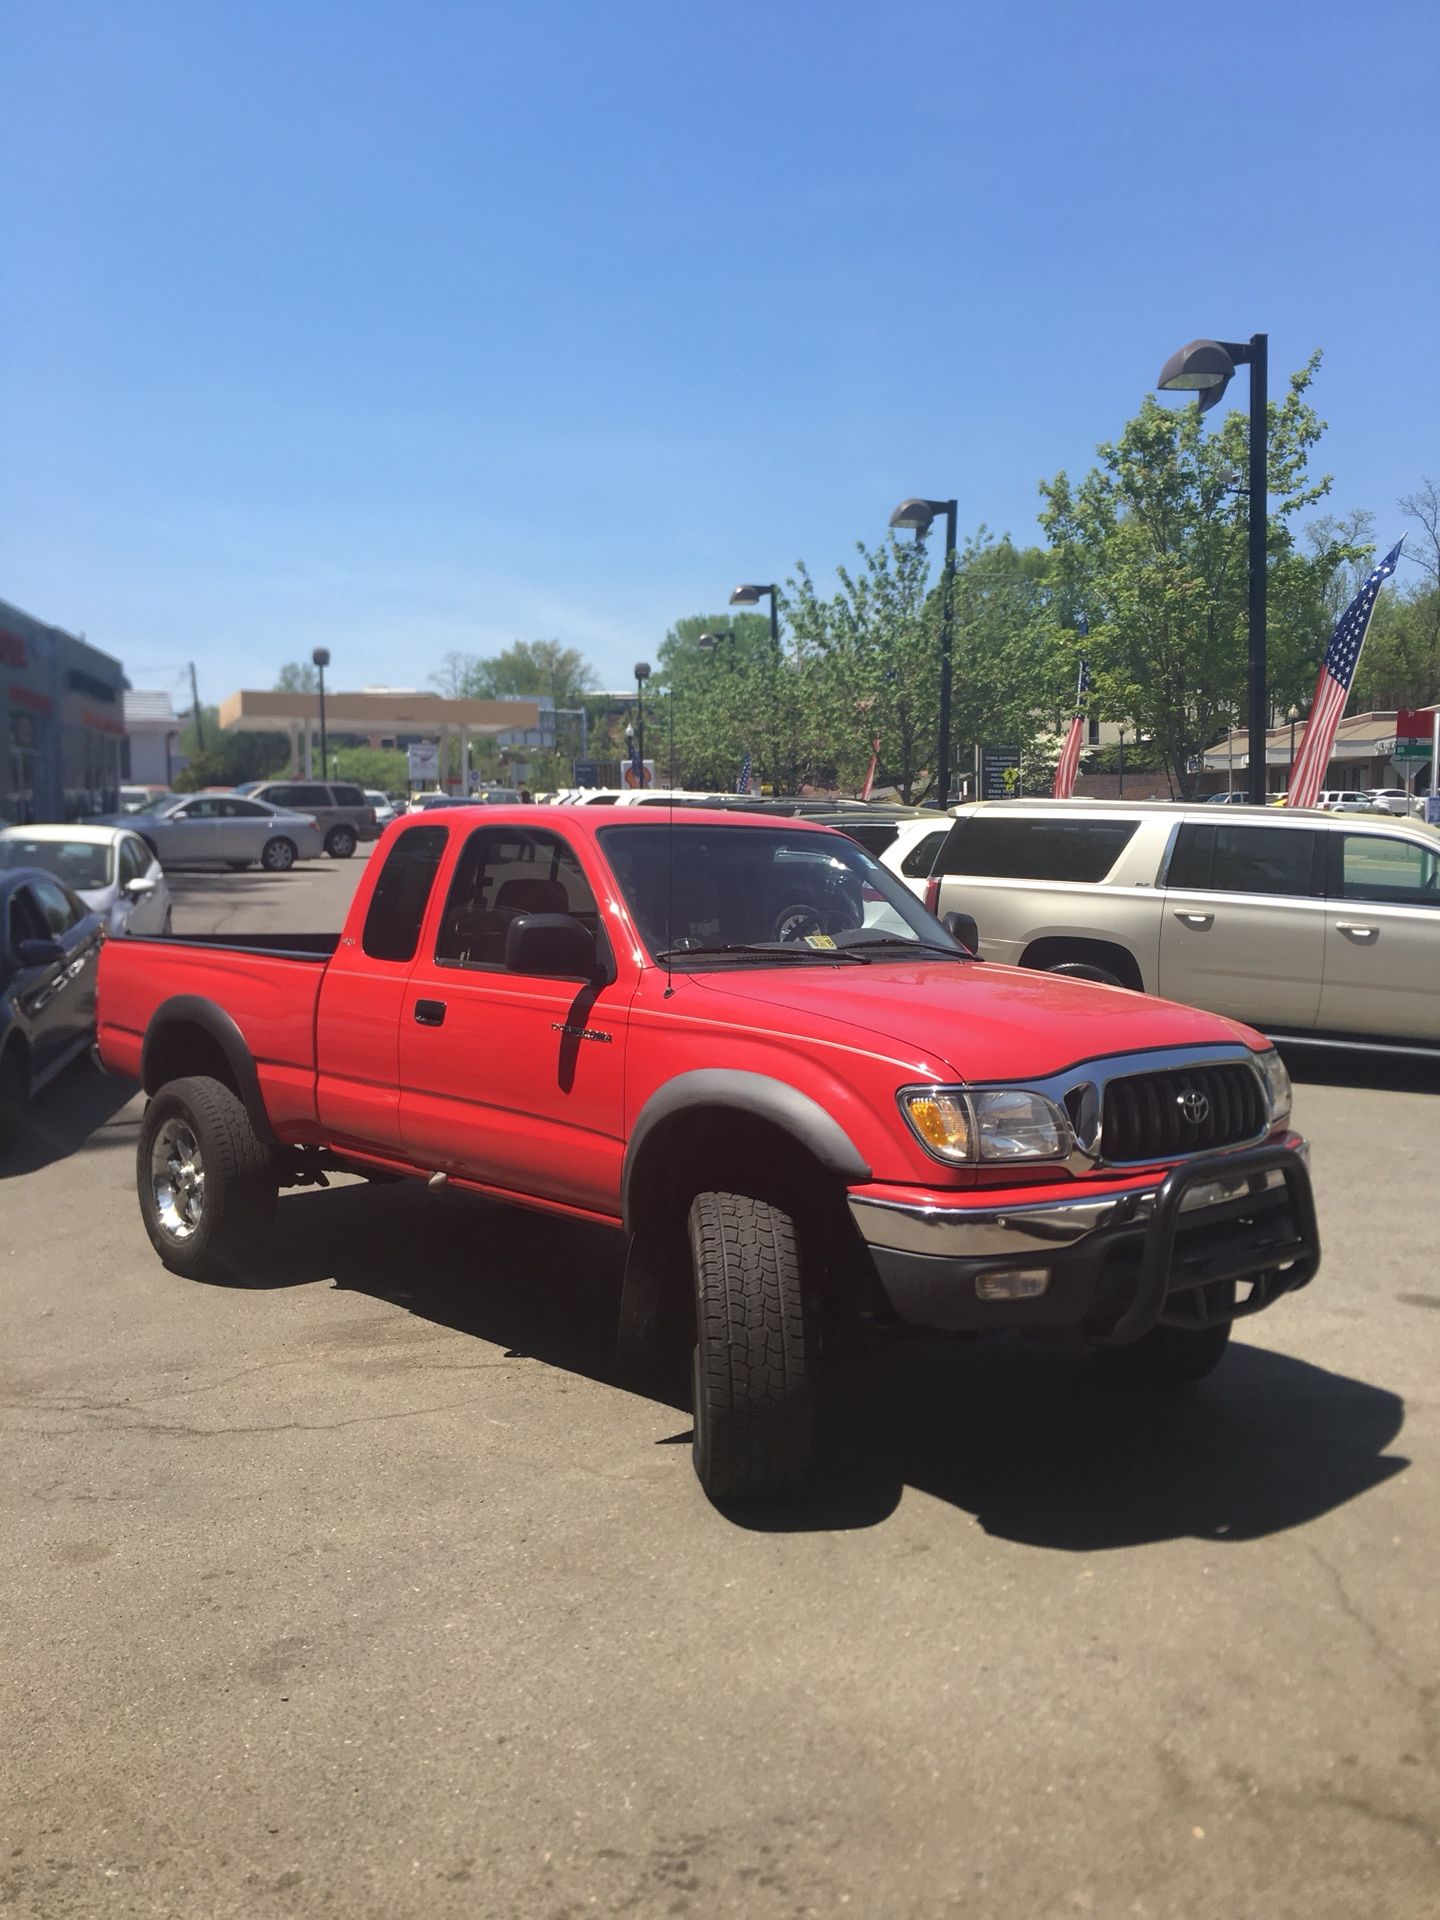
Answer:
[362,826,449,961]
[434,827,601,971]
[937,813,1141,883]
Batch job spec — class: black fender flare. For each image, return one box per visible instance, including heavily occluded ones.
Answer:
[620,1069,871,1237]
[140,995,279,1147]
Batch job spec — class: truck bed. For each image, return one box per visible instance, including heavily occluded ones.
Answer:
[127,930,341,962]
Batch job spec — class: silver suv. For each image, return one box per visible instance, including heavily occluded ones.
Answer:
[926,799,1440,1047]
[234,781,377,858]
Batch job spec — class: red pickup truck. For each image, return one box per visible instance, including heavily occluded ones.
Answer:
[98,806,1319,1503]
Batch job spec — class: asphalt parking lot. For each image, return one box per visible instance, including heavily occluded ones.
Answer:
[4,845,1439,1919]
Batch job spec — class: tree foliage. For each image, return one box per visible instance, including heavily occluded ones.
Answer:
[428,640,595,709]
[274,661,319,692]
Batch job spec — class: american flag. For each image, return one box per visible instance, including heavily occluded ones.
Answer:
[736,750,753,795]
[1288,540,1404,809]
[1053,659,1090,799]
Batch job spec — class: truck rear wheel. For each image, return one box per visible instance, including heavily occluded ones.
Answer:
[137,1075,278,1280]
[689,1190,815,1503]
[1090,1287,1234,1390]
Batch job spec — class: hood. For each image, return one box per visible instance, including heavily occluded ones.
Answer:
[686,958,1262,1083]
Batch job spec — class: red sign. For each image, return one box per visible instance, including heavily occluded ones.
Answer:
[7,683,51,715]
[83,708,127,737]
[1397,708,1432,739]
[0,628,29,670]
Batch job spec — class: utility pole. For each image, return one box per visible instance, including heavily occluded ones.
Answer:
[189,663,205,749]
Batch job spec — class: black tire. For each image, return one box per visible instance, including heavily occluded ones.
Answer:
[325,825,357,859]
[1090,1288,1234,1392]
[136,1075,278,1280]
[260,837,296,873]
[689,1190,815,1502]
[773,902,823,943]
[1046,959,1125,988]
[0,1048,27,1161]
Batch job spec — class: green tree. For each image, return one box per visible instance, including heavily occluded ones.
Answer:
[173,706,290,791]
[429,640,595,709]
[1040,354,1364,798]
[654,612,779,790]
[274,661,319,693]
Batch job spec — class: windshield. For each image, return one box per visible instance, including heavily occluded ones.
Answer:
[131,794,186,815]
[598,823,963,966]
[0,835,114,890]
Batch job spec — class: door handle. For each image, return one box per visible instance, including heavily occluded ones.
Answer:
[413,999,447,1026]
[1336,923,1378,942]
[1173,911,1214,930]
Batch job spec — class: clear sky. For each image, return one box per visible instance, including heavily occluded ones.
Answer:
[4,0,1436,706]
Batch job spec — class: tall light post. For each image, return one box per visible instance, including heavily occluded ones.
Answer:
[729,584,780,659]
[312,646,331,782]
[889,497,958,806]
[1157,334,1268,805]
[1118,725,1126,798]
[634,660,651,782]
[1287,703,1300,776]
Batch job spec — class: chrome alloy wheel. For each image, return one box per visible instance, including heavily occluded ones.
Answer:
[152,1117,205,1241]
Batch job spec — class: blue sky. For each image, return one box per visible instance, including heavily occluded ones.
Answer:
[4,0,1436,705]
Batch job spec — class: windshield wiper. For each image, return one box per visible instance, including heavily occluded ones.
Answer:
[837,935,975,961]
[656,942,871,964]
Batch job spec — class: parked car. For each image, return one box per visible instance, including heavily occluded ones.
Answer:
[364,790,399,830]
[100,793,324,871]
[120,784,173,813]
[1366,788,1416,816]
[1315,791,1378,813]
[1,867,106,1156]
[1201,792,1253,805]
[98,805,1317,1504]
[0,824,172,937]
[232,780,377,857]
[875,816,951,895]
[925,798,1440,1046]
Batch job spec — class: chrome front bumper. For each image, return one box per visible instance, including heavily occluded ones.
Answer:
[847,1141,1318,1340]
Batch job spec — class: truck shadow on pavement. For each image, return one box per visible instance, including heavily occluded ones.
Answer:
[256,1177,1408,1549]
[2,1062,139,1179]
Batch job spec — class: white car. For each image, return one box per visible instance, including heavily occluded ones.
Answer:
[876,816,951,897]
[364,790,399,829]
[1316,791,1378,813]
[0,823,172,936]
[1367,788,1415,816]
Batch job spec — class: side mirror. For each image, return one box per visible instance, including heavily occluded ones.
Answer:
[124,877,157,899]
[505,912,601,980]
[943,911,980,955]
[17,936,66,967]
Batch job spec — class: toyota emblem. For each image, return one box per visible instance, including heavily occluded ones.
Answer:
[1178,1089,1210,1125]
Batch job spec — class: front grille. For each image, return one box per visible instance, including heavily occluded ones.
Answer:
[1101,1062,1266,1162]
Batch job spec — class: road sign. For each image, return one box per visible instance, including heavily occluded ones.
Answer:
[1396,708,1431,740]
[1394,740,1430,761]
[979,744,1021,800]
[406,740,440,785]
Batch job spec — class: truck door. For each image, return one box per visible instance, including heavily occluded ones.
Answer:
[1159,820,1325,1028]
[314,824,450,1151]
[397,822,630,1216]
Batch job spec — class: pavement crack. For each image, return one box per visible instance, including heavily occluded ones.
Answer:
[7,1393,498,1440]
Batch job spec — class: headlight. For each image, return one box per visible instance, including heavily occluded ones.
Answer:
[1255,1048,1292,1127]
[899,1087,1072,1165]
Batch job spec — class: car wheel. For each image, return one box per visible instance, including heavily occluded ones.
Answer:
[0,1049,27,1160]
[1045,959,1125,988]
[1089,1286,1234,1391]
[136,1075,277,1280]
[773,903,823,943]
[325,826,357,859]
[689,1189,815,1503]
[261,837,296,872]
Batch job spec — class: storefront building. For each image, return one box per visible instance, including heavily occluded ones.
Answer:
[1,598,127,823]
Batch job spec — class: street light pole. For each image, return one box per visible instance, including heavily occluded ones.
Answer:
[312,647,331,784]
[633,660,651,783]
[1157,334,1268,805]
[1287,704,1300,779]
[888,498,958,806]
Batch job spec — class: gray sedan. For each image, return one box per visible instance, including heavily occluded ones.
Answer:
[102,794,324,871]
[0,824,173,935]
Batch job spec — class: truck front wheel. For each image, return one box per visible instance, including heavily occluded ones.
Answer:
[689,1190,815,1503]
[137,1075,278,1280]
[1089,1285,1234,1391]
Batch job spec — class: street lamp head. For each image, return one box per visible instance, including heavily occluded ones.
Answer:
[633,661,652,683]
[889,498,938,535]
[311,646,331,669]
[697,632,718,652]
[1287,704,1300,722]
[729,584,770,607]
[1157,339,1236,411]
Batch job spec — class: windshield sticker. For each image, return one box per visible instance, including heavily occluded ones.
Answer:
[804,933,837,949]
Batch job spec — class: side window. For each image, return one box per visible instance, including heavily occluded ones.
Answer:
[361,827,449,962]
[289,785,331,809]
[1334,834,1440,906]
[28,876,83,934]
[178,798,220,819]
[332,785,364,807]
[258,786,290,806]
[900,829,946,878]
[435,829,599,970]
[9,891,49,954]
[119,837,148,885]
[937,815,1141,882]
[1174,824,1320,897]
